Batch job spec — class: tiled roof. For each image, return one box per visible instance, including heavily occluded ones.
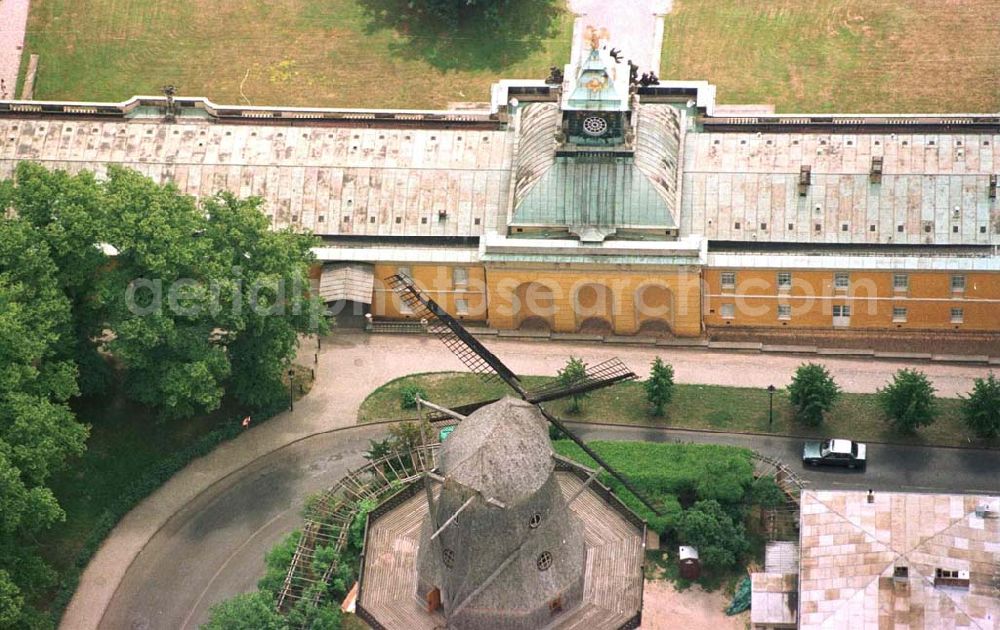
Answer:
[0,119,514,237]
[680,132,1000,245]
[798,490,1000,629]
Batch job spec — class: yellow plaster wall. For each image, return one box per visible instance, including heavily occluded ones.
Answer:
[370,263,488,321]
[704,269,1000,332]
[484,265,703,336]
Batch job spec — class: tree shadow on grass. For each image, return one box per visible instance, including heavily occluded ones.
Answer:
[357,0,565,72]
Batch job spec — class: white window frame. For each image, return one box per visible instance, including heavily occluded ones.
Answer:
[951,274,966,293]
[892,307,907,323]
[721,272,736,290]
[397,265,412,279]
[776,272,792,292]
[455,298,469,316]
[452,267,469,288]
[777,304,792,320]
[893,273,909,292]
[832,304,851,327]
[950,308,964,324]
[720,303,735,319]
[834,272,850,291]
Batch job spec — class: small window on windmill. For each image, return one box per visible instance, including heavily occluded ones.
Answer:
[442,548,455,568]
[537,551,553,571]
[529,513,542,529]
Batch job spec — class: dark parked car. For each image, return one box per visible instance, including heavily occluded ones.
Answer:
[802,439,867,470]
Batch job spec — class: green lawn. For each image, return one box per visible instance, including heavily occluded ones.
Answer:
[661,0,1000,113]
[358,371,994,449]
[22,0,572,108]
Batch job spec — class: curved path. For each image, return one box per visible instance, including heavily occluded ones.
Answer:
[63,332,993,629]
[102,422,1000,629]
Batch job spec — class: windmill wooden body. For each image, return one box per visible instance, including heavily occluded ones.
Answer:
[355,274,650,629]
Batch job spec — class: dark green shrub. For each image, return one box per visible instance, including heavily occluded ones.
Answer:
[558,356,589,414]
[961,372,1000,439]
[751,476,787,509]
[644,357,675,417]
[878,369,937,433]
[788,363,840,425]
[675,500,750,569]
[204,591,284,630]
[399,384,427,409]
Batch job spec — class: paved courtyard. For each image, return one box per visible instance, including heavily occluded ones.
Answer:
[0,0,29,97]
[568,0,671,73]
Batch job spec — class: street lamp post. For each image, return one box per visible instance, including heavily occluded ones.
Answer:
[288,368,296,412]
[767,384,776,428]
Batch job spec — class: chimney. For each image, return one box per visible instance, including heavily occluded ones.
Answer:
[870,157,883,184]
[798,165,811,196]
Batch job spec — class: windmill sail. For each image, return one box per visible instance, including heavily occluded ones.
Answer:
[525,357,636,403]
[383,273,662,516]
[386,273,522,390]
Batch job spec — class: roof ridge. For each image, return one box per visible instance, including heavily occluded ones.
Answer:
[804,492,903,628]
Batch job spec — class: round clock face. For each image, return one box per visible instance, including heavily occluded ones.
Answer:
[582,115,609,136]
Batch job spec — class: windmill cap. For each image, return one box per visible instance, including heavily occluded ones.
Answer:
[439,396,554,504]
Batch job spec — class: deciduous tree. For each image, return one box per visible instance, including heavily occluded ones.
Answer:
[0,219,88,627]
[878,369,937,433]
[675,499,750,569]
[98,169,326,418]
[6,163,113,395]
[788,362,840,425]
[961,372,1000,439]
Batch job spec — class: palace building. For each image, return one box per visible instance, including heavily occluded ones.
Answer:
[1,30,998,343]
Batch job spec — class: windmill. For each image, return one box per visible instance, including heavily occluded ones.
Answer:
[385,272,662,516]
